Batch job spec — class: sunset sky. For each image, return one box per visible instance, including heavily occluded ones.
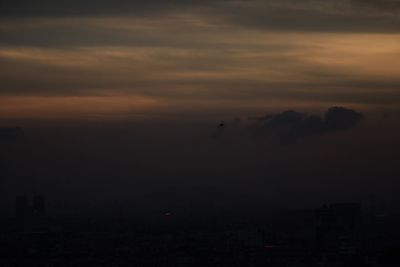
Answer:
[1,1,400,213]
[1,0,400,120]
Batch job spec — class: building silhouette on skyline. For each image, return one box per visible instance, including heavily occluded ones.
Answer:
[315,202,362,258]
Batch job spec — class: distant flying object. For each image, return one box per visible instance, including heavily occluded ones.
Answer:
[212,120,226,138]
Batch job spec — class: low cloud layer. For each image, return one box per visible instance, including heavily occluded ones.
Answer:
[256,107,363,144]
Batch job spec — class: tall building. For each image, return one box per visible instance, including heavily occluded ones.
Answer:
[315,203,362,256]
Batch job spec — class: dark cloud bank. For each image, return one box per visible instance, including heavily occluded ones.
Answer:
[252,107,363,144]
[225,107,364,144]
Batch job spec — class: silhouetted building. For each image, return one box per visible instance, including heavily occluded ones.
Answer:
[315,203,362,257]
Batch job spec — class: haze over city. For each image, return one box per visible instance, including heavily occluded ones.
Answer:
[1,1,400,266]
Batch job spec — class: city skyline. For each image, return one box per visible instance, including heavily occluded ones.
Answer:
[1,2,400,265]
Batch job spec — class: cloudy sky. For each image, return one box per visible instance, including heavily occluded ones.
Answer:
[1,1,400,213]
[1,0,400,120]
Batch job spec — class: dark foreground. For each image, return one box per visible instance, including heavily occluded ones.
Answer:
[1,198,400,267]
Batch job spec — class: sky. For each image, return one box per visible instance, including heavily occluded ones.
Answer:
[1,0,400,215]
[1,0,400,119]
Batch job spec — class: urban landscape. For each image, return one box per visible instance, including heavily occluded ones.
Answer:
[0,195,399,266]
